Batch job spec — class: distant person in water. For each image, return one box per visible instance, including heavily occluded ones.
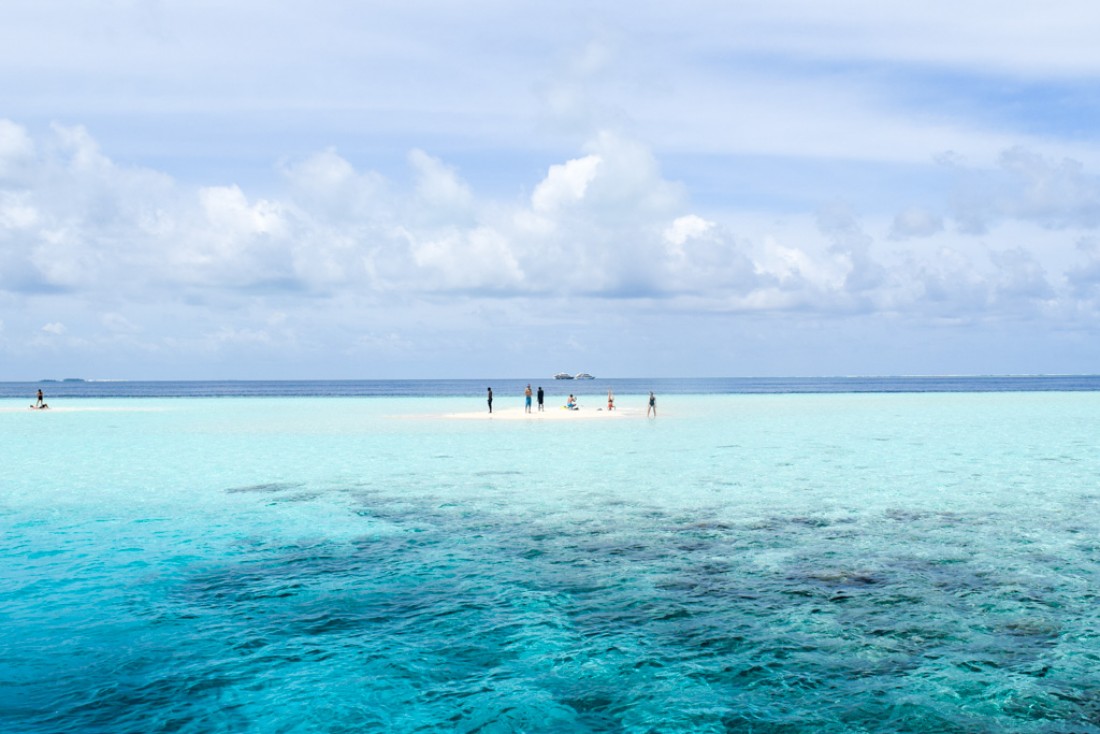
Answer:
[537,386,544,411]
[647,391,656,418]
[607,389,615,411]
[487,387,493,414]
[525,384,532,413]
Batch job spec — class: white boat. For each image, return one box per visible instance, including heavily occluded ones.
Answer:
[574,373,595,380]
[553,372,574,380]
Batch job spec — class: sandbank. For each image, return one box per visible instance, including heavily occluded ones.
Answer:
[444,405,643,421]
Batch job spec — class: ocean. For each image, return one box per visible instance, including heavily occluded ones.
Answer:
[7,374,1100,399]
[3,378,1100,732]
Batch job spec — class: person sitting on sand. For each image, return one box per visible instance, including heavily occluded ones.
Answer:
[565,394,578,410]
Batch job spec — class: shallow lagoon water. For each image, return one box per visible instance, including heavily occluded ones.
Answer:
[3,391,1100,732]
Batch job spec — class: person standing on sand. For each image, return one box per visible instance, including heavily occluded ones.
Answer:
[647,391,656,418]
[608,389,615,411]
[525,384,533,413]
[537,386,544,411]
[35,389,45,408]
[487,387,493,414]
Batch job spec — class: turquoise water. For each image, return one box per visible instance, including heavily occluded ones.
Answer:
[3,392,1100,732]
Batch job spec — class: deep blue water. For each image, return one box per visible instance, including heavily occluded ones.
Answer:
[5,374,1100,399]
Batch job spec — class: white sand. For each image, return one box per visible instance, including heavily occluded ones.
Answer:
[444,405,644,420]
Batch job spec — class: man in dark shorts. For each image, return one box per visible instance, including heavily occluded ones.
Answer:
[536,386,544,411]
[648,391,656,418]
[487,387,493,414]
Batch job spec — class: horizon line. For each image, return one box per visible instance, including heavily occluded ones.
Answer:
[8,373,1100,384]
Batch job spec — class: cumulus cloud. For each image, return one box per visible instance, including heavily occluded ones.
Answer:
[6,118,1100,377]
[0,119,1067,321]
[816,204,886,295]
[409,149,474,218]
[280,148,390,221]
[409,226,524,290]
[664,214,713,248]
[531,154,601,214]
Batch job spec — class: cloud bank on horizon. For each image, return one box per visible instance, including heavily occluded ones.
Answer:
[3,1,1100,379]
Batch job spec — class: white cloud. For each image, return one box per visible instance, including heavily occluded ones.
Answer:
[664,215,714,248]
[2,123,1091,318]
[199,185,284,239]
[410,226,524,289]
[5,3,1100,377]
[0,191,38,229]
[816,204,886,294]
[3,121,1100,377]
[280,148,390,221]
[409,149,473,216]
[531,154,601,213]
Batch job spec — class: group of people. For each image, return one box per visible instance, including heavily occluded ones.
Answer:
[486,386,657,417]
[487,385,544,414]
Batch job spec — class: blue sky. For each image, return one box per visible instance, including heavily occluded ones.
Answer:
[3,1,1100,379]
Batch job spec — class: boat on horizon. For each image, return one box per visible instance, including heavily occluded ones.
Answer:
[553,372,574,380]
[574,373,595,380]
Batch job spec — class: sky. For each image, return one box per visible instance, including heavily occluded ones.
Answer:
[3,1,1100,379]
